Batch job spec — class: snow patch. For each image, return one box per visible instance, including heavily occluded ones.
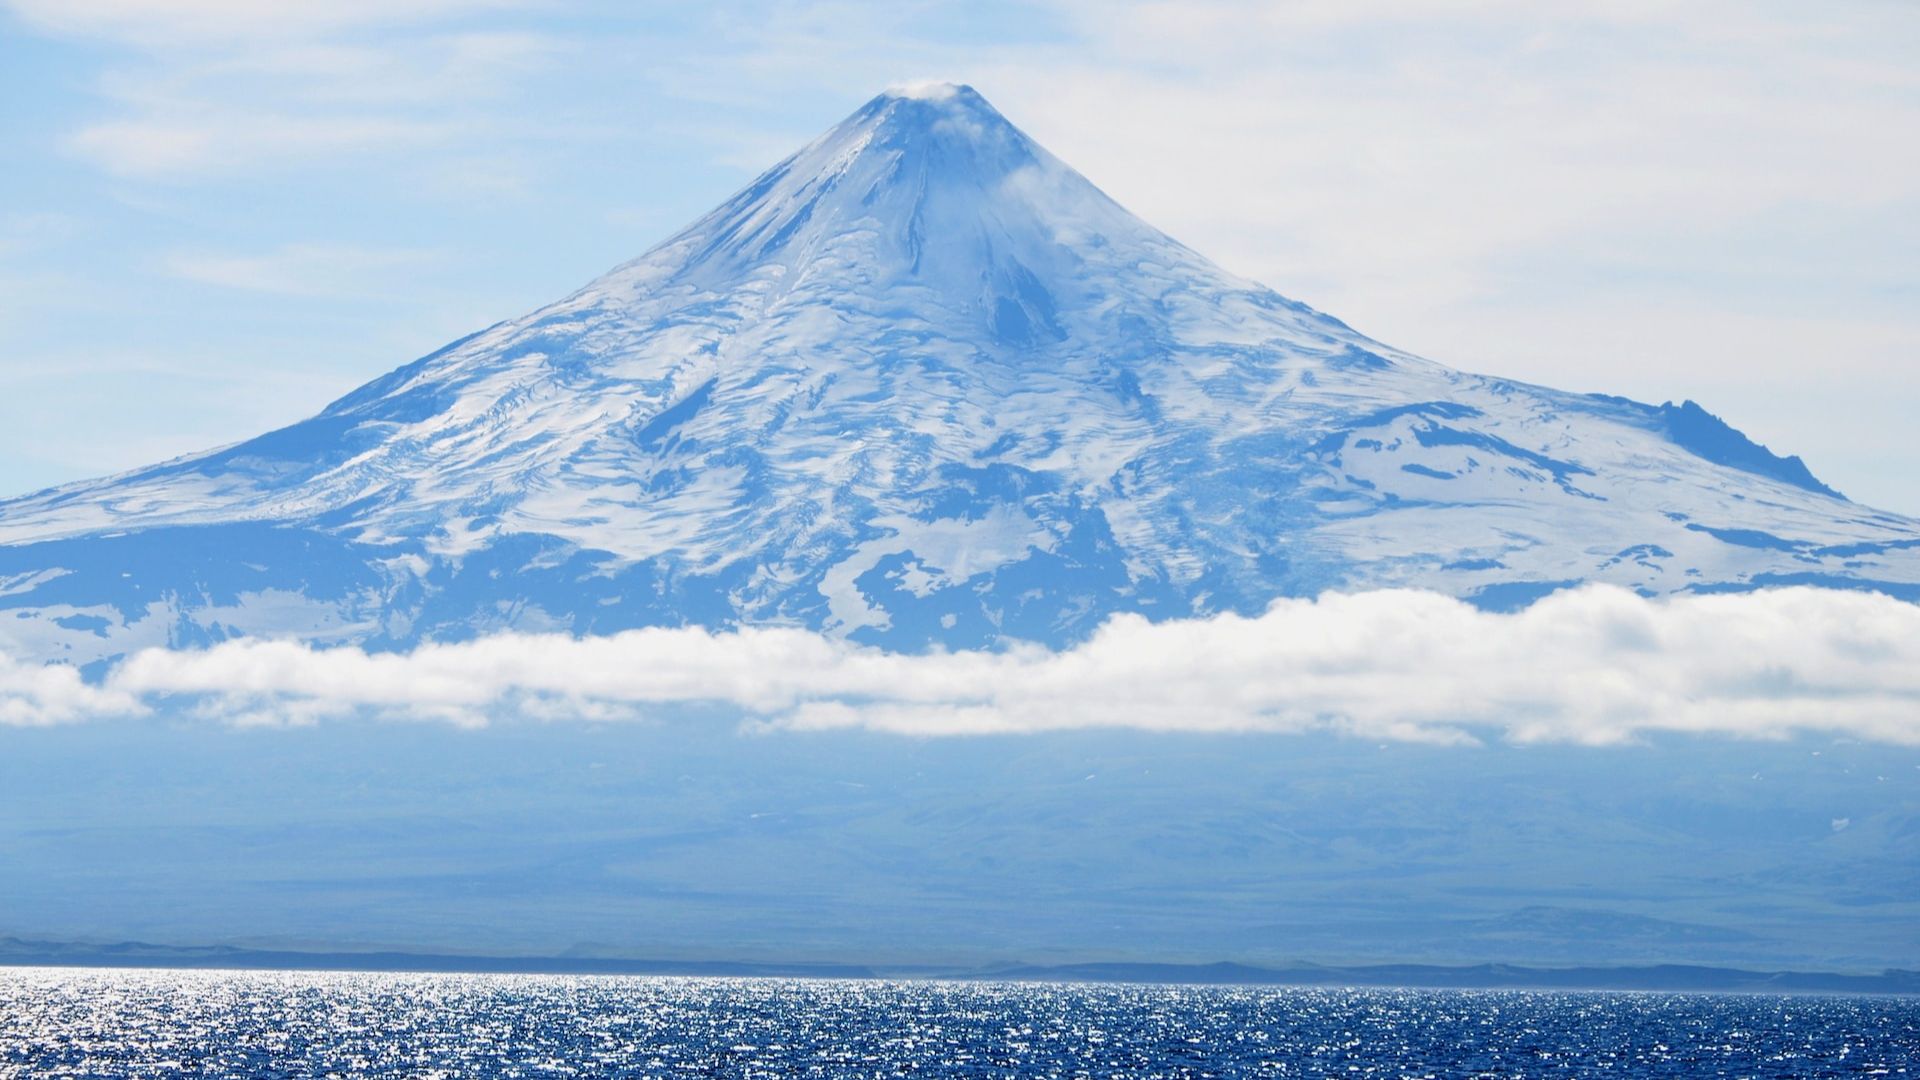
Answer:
[885,80,965,101]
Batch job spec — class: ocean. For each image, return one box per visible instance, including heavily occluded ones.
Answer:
[1,967,1914,1077]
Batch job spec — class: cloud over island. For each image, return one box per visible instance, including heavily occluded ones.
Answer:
[3,585,1918,745]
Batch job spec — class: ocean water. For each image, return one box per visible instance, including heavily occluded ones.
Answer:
[1,968,1914,1078]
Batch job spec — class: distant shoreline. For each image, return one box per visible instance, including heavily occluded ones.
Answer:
[4,937,1915,995]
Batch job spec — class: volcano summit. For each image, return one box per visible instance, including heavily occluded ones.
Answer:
[4,84,1918,665]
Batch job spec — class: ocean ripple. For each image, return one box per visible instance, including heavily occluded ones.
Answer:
[1,968,1914,1077]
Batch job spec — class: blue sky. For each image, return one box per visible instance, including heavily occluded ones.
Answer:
[3,0,1917,511]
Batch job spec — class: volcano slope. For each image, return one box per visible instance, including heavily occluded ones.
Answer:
[2,83,1916,667]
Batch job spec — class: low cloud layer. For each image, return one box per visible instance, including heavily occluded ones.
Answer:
[4,586,1919,745]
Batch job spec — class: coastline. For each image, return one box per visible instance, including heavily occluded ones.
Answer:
[5,937,1915,995]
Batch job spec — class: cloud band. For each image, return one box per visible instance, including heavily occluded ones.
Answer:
[3,585,1917,745]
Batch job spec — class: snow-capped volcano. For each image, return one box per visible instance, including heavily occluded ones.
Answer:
[4,84,1917,663]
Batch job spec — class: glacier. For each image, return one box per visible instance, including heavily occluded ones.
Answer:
[3,83,1918,666]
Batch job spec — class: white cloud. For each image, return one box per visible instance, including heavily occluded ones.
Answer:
[68,113,465,178]
[0,213,80,260]
[4,0,517,46]
[164,243,444,297]
[10,586,1919,745]
[8,0,561,179]
[1004,1,1920,302]
[64,119,218,176]
[0,651,142,726]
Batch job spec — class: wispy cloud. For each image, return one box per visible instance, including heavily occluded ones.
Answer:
[163,243,444,297]
[67,113,468,178]
[9,586,1918,745]
[4,0,519,46]
[9,0,561,179]
[0,212,80,260]
[1009,1,1920,302]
